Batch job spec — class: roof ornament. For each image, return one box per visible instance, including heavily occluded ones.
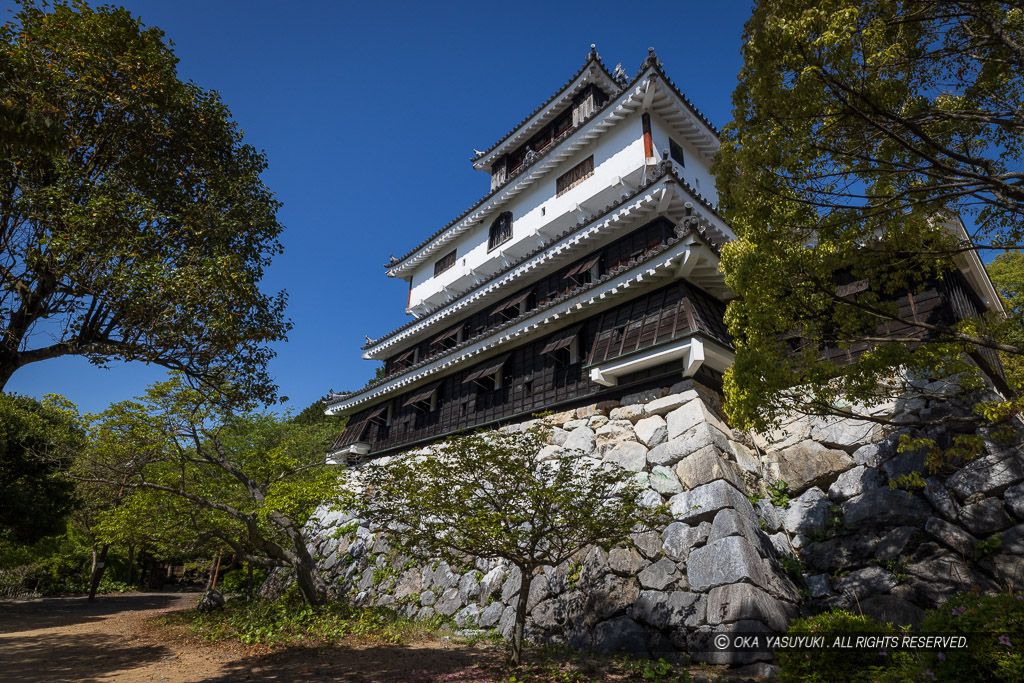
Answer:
[639,47,663,76]
[473,148,485,156]
[612,61,628,84]
[588,43,598,60]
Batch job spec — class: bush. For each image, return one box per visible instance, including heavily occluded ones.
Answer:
[910,591,1024,682]
[777,610,912,683]
[220,565,267,595]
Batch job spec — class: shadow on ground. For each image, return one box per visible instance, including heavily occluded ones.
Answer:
[0,593,193,634]
[0,628,174,682]
[197,642,507,683]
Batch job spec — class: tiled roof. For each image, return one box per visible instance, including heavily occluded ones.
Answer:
[384,49,721,274]
[364,164,725,351]
[334,219,725,408]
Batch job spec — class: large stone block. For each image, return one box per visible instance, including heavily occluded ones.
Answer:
[999,523,1024,555]
[638,558,679,590]
[946,447,1024,501]
[609,404,645,422]
[644,391,698,417]
[669,479,754,524]
[1005,481,1024,521]
[635,415,668,448]
[666,398,731,440]
[477,601,504,628]
[767,440,854,494]
[630,589,703,630]
[708,508,769,556]
[688,535,770,592]
[705,583,793,632]
[959,498,1014,537]
[649,465,683,496]
[595,420,637,449]
[662,520,711,561]
[590,573,640,619]
[608,547,646,576]
[828,465,884,502]
[843,488,931,527]
[674,445,747,492]
[837,565,897,600]
[562,426,595,454]
[591,616,648,656]
[809,415,880,449]
[781,487,830,535]
[859,595,925,629]
[925,517,977,558]
[603,440,648,472]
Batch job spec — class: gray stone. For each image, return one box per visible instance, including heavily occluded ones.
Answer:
[769,532,792,557]
[548,427,570,446]
[197,589,225,612]
[530,599,561,629]
[644,392,696,417]
[905,549,975,605]
[649,465,683,496]
[479,565,506,602]
[415,605,436,621]
[925,517,977,557]
[631,531,663,559]
[419,589,436,606]
[768,440,854,494]
[501,565,522,604]
[477,601,504,628]
[635,415,668,448]
[662,521,711,561]
[674,446,747,492]
[666,398,731,440]
[802,535,879,572]
[588,414,610,429]
[728,440,761,473]
[453,604,481,628]
[595,420,637,448]
[781,487,830,535]
[669,479,754,524]
[610,404,645,422]
[923,480,961,521]
[603,441,648,472]
[608,547,646,576]
[666,423,733,465]
[837,565,897,600]
[1005,482,1024,520]
[562,426,595,454]
[393,569,422,601]
[591,573,640,619]
[947,448,1024,500]
[630,590,703,630]
[638,489,663,508]
[882,449,927,482]
[805,574,831,598]
[706,583,793,632]
[458,571,481,603]
[755,499,783,532]
[828,465,884,502]
[809,415,879,449]
[592,616,648,656]
[999,523,1024,554]
[843,487,931,527]
[688,535,769,592]
[435,587,463,617]
[525,573,551,612]
[852,443,885,468]
[959,498,1014,536]
[647,439,691,467]
[708,508,767,553]
[563,418,588,431]
[498,605,516,639]
[622,387,669,406]
[375,595,395,607]
[638,558,679,590]
[537,444,564,461]
[876,526,918,562]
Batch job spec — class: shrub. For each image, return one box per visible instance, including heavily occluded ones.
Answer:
[777,610,911,683]
[910,591,1024,682]
[220,565,267,595]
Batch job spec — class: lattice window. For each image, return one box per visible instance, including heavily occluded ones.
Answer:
[669,138,685,167]
[488,211,513,250]
[434,249,457,277]
[556,155,594,196]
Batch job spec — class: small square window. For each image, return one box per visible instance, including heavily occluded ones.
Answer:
[669,138,685,167]
[434,249,456,277]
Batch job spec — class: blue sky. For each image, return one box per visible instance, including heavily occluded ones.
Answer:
[3,0,753,416]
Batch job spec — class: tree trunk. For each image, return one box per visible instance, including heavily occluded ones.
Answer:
[509,567,534,666]
[87,544,110,601]
[125,545,135,585]
[292,553,329,605]
[246,562,254,602]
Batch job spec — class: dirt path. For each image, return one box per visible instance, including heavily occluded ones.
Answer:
[0,592,506,682]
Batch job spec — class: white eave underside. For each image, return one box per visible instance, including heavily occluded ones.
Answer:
[385,70,722,280]
[328,235,723,416]
[364,176,732,360]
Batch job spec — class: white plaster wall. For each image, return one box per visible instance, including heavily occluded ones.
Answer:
[649,115,718,205]
[407,113,649,311]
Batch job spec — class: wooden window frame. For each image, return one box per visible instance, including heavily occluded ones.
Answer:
[556,155,594,196]
[669,138,685,167]
[433,249,457,277]
[488,211,513,251]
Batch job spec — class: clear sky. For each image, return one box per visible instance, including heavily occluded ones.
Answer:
[2,0,754,416]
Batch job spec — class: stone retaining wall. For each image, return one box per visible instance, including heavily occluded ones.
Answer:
[302,377,1024,666]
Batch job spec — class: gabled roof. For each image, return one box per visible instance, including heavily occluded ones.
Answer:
[470,46,624,171]
[383,50,722,278]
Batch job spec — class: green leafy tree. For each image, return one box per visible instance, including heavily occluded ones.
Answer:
[987,251,1024,393]
[358,427,662,665]
[714,0,1024,432]
[0,2,288,398]
[0,393,83,545]
[80,376,342,604]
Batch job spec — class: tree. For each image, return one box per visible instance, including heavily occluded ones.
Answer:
[0,393,82,546]
[80,376,342,604]
[714,0,1024,432]
[987,251,1024,392]
[358,427,662,665]
[0,2,288,398]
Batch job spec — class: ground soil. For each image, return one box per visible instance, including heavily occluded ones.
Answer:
[0,592,514,682]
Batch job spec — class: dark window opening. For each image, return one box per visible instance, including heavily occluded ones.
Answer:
[434,249,457,277]
[488,211,513,251]
[669,138,685,167]
[557,155,595,196]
